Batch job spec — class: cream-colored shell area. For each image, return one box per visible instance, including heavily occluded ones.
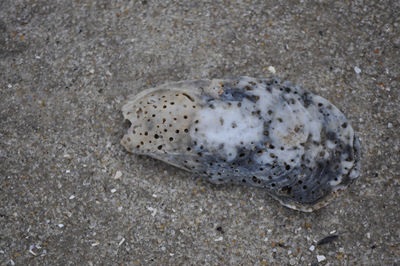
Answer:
[121,79,218,170]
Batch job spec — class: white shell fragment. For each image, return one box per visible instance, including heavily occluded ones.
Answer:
[121,77,361,212]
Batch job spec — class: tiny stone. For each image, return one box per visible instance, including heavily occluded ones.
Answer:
[69,195,75,200]
[366,232,371,239]
[58,224,64,228]
[387,123,393,128]
[110,188,117,193]
[65,170,70,173]
[268,66,276,73]
[113,171,122,179]
[8,84,12,88]
[317,255,326,262]
[354,66,361,74]
[309,245,315,251]
[146,206,157,216]
[214,236,223,241]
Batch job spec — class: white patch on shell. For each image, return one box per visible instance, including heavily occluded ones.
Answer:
[190,100,264,161]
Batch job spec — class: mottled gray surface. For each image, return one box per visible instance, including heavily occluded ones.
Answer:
[0,0,399,265]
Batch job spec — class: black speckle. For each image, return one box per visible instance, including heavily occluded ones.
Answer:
[280,185,292,194]
[216,226,224,234]
[301,92,312,108]
[317,235,338,245]
[326,131,337,141]
[220,87,260,103]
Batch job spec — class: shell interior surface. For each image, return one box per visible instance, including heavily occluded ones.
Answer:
[121,77,361,212]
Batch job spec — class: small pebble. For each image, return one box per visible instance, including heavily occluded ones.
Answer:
[387,123,393,128]
[268,66,276,73]
[317,255,326,262]
[146,206,157,216]
[317,235,339,245]
[354,66,361,74]
[58,224,64,228]
[65,170,70,173]
[214,236,223,242]
[110,188,117,193]
[118,238,125,246]
[309,245,315,251]
[69,195,75,200]
[113,171,122,179]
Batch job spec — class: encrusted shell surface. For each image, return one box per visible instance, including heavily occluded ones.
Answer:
[121,77,361,212]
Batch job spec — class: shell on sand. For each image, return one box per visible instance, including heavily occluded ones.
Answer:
[121,77,361,212]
